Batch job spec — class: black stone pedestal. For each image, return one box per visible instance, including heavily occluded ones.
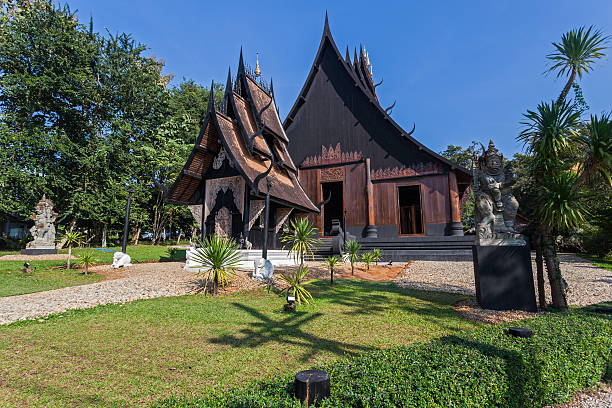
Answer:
[20,248,58,255]
[472,245,537,312]
[294,370,330,406]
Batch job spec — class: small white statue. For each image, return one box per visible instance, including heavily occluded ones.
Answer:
[253,258,274,280]
[111,252,132,268]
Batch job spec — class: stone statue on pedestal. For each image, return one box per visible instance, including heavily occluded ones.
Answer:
[472,140,525,246]
[471,140,537,312]
[22,195,58,254]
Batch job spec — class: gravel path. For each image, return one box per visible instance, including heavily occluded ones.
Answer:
[0,262,280,325]
[545,384,612,408]
[395,254,611,306]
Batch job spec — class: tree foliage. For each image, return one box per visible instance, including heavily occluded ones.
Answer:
[0,1,222,244]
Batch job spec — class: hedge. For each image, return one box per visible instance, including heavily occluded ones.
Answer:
[153,310,611,408]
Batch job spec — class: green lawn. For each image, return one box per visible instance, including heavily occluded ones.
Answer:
[0,280,481,407]
[0,245,185,298]
[579,253,612,271]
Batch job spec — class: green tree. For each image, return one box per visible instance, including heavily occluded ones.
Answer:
[547,26,609,104]
[323,255,341,284]
[440,145,473,168]
[62,231,82,270]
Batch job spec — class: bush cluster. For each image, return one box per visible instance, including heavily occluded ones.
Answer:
[154,311,611,408]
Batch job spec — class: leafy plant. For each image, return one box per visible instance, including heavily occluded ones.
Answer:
[76,250,98,275]
[323,255,341,284]
[361,252,375,270]
[279,265,316,305]
[61,231,82,270]
[280,218,321,267]
[343,239,361,275]
[372,248,383,265]
[190,235,241,294]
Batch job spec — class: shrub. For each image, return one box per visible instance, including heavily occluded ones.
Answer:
[372,248,383,265]
[153,310,612,408]
[323,256,341,284]
[76,250,98,275]
[280,218,321,267]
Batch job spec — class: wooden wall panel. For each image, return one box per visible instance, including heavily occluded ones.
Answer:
[298,168,319,228]
[345,163,366,227]
[421,175,450,224]
[373,182,397,226]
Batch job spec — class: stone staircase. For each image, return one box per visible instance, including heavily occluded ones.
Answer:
[314,236,475,261]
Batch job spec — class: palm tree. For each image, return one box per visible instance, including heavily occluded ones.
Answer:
[62,231,82,270]
[519,100,580,310]
[343,239,361,275]
[547,26,609,104]
[573,113,612,188]
[280,218,321,267]
[190,235,241,294]
[77,250,98,275]
[323,255,341,284]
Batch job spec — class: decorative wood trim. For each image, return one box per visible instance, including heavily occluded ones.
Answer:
[371,162,443,181]
[320,166,345,182]
[301,143,363,168]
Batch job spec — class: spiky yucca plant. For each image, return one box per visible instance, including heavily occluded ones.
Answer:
[61,231,82,270]
[372,248,383,265]
[280,265,316,305]
[280,218,321,267]
[190,235,241,294]
[343,239,361,275]
[361,252,375,270]
[76,250,98,275]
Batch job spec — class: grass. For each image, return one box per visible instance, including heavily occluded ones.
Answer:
[0,280,481,407]
[0,260,103,297]
[0,245,185,298]
[579,253,612,271]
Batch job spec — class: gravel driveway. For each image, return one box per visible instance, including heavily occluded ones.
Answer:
[395,254,611,306]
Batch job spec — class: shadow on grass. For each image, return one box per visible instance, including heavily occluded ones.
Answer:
[209,302,373,362]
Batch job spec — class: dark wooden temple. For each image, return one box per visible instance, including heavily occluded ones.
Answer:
[284,15,473,247]
[167,51,318,249]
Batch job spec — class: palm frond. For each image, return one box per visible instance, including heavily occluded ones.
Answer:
[518,100,580,167]
[573,113,612,187]
[546,26,609,78]
[537,171,588,232]
[279,265,315,304]
[280,218,321,264]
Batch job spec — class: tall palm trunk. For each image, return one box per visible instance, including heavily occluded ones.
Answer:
[557,67,577,105]
[534,231,547,309]
[542,234,568,310]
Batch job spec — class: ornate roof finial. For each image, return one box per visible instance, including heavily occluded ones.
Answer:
[485,139,502,160]
[255,52,261,77]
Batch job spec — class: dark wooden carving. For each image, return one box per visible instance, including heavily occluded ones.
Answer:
[320,166,344,182]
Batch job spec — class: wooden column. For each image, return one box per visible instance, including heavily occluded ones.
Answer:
[242,184,250,247]
[364,158,377,238]
[200,180,207,239]
[447,170,463,236]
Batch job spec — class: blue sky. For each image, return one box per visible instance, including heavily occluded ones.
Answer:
[68,0,612,156]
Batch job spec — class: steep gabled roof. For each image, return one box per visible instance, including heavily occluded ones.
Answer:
[283,14,471,180]
[167,61,317,213]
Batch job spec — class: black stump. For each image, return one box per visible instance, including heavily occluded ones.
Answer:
[507,327,534,338]
[294,370,330,406]
[472,245,537,313]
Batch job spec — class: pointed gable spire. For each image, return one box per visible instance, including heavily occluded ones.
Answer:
[270,77,279,114]
[323,10,330,35]
[222,67,232,113]
[207,80,216,114]
[345,46,351,64]
[238,47,245,74]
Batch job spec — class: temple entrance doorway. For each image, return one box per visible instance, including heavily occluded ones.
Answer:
[398,185,423,235]
[322,181,343,236]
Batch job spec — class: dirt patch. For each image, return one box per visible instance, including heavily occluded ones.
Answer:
[453,299,539,325]
[303,262,411,282]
